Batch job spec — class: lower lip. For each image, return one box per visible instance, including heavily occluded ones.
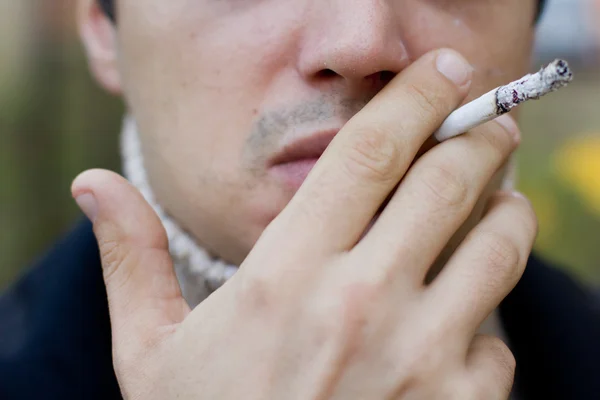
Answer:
[269,158,320,191]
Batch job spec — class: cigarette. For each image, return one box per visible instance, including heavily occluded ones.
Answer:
[434,59,573,142]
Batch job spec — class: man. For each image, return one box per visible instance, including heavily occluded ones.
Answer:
[1,0,599,399]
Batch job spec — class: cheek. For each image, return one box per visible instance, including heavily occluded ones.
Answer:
[118,2,301,144]
[117,1,309,206]
[398,1,534,94]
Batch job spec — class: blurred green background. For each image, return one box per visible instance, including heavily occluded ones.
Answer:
[1,0,600,289]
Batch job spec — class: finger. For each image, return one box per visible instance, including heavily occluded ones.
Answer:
[355,115,519,285]
[273,49,473,255]
[71,169,190,346]
[427,191,537,335]
[466,335,516,400]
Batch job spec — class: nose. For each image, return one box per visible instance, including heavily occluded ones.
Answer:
[299,0,409,85]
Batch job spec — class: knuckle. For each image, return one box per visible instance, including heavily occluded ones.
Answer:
[404,82,443,121]
[395,324,449,379]
[318,281,387,353]
[337,281,379,328]
[487,337,516,381]
[146,224,170,251]
[342,125,403,183]
[478,122,517,158]
[478,231,522,280]
[236,272,281,316]
[95,220,135,283]
[98,238,126,281]
[490,192,539,241]
[339,280,383,316]
[401,339,446,383]
[419,164,468,207]
[511,195,539,238]
[470,336,516,398]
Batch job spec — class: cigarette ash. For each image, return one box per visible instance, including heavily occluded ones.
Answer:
[495,59,573,114]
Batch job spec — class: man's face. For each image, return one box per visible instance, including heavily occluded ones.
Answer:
[82,0,536,265]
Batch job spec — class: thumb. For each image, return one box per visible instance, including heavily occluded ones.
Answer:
[71,169,190,344]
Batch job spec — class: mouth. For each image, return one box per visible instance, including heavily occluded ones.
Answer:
[268,129,339,191]
[267,130,439,192]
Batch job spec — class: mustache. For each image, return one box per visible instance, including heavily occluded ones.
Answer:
[243,94,373,169]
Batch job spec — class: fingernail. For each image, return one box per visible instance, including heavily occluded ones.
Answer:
[436,50,472,87]
[510,191,530,202]
[495,114,521,144]
[75,192,98,223]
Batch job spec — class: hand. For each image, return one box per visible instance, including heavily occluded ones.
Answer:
[72,49,536,399]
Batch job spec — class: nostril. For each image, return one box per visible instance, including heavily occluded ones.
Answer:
[313,69,396,85]
[317,69,338,79]
[379,70,396,84]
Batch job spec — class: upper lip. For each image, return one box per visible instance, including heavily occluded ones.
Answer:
[268,130,340,166]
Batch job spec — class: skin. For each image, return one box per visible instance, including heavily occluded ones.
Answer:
[79,0,535,265]
[73,0,539,398]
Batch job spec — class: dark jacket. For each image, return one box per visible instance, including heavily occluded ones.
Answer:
[1,219,599,399]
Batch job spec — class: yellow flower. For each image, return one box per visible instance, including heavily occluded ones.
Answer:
[554,135,600,216]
